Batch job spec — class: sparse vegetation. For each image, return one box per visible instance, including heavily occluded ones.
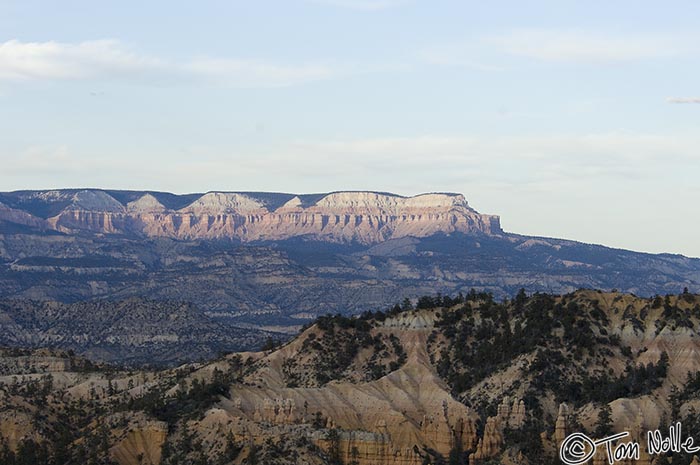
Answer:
[0,289,698,465]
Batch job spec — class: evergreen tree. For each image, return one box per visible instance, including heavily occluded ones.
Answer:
[594,404,613,438]
[326,428,343,465]
[261,337,277,351]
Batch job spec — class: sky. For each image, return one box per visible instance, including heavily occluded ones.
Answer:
[1,0,699,256]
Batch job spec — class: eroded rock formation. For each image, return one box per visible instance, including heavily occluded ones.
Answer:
[0,190,502,244]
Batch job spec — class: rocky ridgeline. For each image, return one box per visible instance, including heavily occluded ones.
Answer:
[199,313,531,465]
[5,291,700,464]
[0,190,502,244]
[155,290,700,464]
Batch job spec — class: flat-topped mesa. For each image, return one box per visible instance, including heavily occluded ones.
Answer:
[311,191,469,212]
[0,190,503,244]
[251,191,501,243]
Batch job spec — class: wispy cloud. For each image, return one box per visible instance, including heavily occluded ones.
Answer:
[417,46,503,71]
[417,29,689,71]
[0,39,162,81]
[185,58,337,87]
[147,133,698,193]
[6,132,698,195]
[667,97,700,104]
[308,0,408,10]
[290,133,697,169]
[488,29,685,63]
[0,39,343,87]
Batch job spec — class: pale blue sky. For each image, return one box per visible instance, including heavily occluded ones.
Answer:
[1,1,699,256]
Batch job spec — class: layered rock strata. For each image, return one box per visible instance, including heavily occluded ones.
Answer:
[0,190,502,244]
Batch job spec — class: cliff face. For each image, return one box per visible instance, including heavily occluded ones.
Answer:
[0,190,502,243]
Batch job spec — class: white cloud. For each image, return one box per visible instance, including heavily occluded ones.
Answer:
[489,29,685,63]
[0,39,343,87]
[667,97,700,104]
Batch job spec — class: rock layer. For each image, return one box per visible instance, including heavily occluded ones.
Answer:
[0,190,502,244]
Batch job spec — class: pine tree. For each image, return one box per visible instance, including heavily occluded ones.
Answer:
[594,403,613,437]
[326,428,343,465]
